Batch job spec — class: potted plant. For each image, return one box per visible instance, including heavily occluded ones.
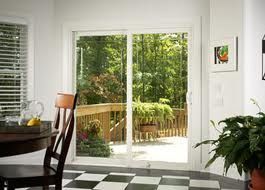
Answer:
[77,119,112,157]
[195,100,265,190]
[133,97,173,133]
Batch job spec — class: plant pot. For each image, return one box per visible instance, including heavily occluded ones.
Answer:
[139,124,157,133]
[249,169,265,190]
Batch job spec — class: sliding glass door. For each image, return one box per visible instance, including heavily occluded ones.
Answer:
[73,29,192,169]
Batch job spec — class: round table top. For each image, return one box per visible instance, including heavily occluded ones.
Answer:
[0,128,57,143]
[0,121,58,157]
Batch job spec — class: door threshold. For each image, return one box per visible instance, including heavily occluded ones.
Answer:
[72,156,189,171]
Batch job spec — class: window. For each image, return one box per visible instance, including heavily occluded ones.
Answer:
[0,22,28,119]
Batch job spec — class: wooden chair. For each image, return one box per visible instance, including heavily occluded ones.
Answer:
[0,93,77,190]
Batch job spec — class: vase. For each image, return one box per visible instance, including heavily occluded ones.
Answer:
[19,100,44,125]
[249,169,265,190]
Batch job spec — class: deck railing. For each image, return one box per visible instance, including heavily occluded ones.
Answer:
[77,103,187,143]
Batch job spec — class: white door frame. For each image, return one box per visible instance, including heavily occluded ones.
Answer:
[62,18,202,171]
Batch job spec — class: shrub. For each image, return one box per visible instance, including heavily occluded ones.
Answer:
[79,137,112,157]
[133,97,173,125]
[77,119,112,157]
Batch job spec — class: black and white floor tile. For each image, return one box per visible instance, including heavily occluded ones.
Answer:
[25,168,245,190]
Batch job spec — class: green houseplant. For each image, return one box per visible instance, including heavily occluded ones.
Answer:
[133,97,173,133]
[195,100,265,190]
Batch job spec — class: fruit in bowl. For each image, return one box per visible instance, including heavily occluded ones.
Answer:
[19,100,44,126]
[27,118,41,126]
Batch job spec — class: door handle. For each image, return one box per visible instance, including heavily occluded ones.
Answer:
[186,91,192,105]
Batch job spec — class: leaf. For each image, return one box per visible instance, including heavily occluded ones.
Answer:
[193,140,216,148]
[210,120,222,133]
[250,98,262,112]
[205,155,219,168]
[210,120,216,127]
[237,164,243,176]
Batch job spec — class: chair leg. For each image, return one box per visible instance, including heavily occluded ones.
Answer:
[0,179,4,190]
[55,182,62,190]
[7,186,15,190]
[42,186,49,190]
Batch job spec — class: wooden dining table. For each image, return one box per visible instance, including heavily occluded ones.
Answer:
[0,121,58,157]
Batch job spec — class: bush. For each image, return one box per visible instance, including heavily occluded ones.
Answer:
[79,137,112,157]
[77,119,112,157]
[133,97,173,125]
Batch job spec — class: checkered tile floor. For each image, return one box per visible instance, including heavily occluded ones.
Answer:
[26,169,240,190]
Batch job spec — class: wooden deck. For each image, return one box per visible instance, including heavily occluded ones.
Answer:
[77,103,188,143]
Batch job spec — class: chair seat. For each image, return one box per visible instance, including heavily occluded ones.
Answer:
[0,165,57,188]
[0,165,56,179]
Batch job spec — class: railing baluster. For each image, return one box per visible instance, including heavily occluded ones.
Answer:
[105,112,112,141]
[118,111,122,142]
[123,111,126,142]
[113,111,116,143]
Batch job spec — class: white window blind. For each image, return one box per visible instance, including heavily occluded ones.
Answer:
[0,22,28,118]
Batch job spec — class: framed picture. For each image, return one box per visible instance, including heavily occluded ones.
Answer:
[210,37,238,72]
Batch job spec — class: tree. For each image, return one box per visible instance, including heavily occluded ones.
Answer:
[76,33,188,108]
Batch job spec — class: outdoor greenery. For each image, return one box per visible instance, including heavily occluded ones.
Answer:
[76,33,188,156]
[79,138,112,157]
[195,100,265,175]
[132,34,187,108]
[76,33,188,108]
[76,35,127,105]
[133,97,174,126]
[77,120,112,157]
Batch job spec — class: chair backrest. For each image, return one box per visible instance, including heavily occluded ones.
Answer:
[44,93,77,177]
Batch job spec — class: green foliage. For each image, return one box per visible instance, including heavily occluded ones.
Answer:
[76,35,127,105]
[132,33,188,108]
[194,111,265,175]
[77,73,126,105]
[133,97,173,125]
[77,119,112,157]
[159,98,170,104]
[79,137,112,157]
[82,119,102,139]
[76,33,188,108]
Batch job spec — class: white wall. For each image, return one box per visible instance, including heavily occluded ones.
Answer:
[0,0,57,164]
[244,0,265,115]
[0,0,262,181]
[55,0,209,23]
[209,0,245,180]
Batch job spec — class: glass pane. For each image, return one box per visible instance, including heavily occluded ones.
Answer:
[132,33,188,163]
[75,35,127,158]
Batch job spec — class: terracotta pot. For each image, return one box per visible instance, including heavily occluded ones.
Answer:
[140,124,157,133]
[249,169,265,190]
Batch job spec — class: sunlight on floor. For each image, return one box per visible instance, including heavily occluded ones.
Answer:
[110,137,188,163]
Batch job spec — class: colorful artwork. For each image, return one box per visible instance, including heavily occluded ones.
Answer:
[214,45,228,64]
[211,37,237,72]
